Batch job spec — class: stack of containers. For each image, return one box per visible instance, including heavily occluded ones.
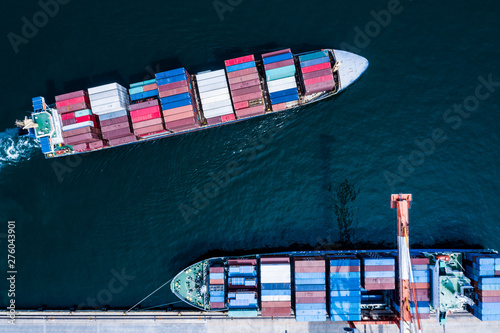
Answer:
[227,259,258,317]
[128,79,158,102]
[261,49,299,112]
[361,254,396,291]
[465,253,500,321]
[129,99,165,137]
[209,265,225,309]
[224,55,265,119]
[294,256,327,321]
[32,96,46,111]
[260,256,291,317]
[409,256,431,319]
[328,256,362,321]
[156,68,201,132]
[298,51,335,95]
[88,83,136,146]
[55,90,103,151]
[196,70,235,125]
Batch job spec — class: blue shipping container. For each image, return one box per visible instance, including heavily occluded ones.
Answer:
[261,283,290,290]
[295,278,325,285]
[160,92,191,104]
[156,74,187,86]
[262,52,293,65]
[295,272,326,279]
[270,93,299,105]
[300,56,329,68]
[97,110,128,121]
[226,61,256,73]
[266,65,296,81]
[299,51,329,62]
[295,284,326,291]
[295,303,326,310]
[269,88,298,100]
[155,68,186,80]
[161,98,192,110]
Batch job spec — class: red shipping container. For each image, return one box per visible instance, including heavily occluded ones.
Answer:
[165,121,199,132]
[56,96,90,108]
[62,118,77,126]
[330,266,360,273]
[261,257,290,263]
[72,142,89,152]
[264,59,294,71]
[129,99,159,111]
[108,134,137,146]
[64,133,100,145]
[209,279,224,285]
[60,112,75,120]
[62,126,99,138]
[58,102,91,114]
[221,113,236,122]
[478,296,500,302]
[410,283,430,290]
[102,127,133,140]
[261,301,291,308]
[305,80,335,95]
[262,48,291,59]
[231,85,261,97]
[159,86,190,98]
[100,115,130,127]
[162,105,194,116]
[229,73,260,85]
[226,67,258,79]
[164,111,195,123]
[75,115,92,123]
[101,122,130,133]
[88,140,105,149]
[133,111,162,123]
[55,90,87,102]
[134,124,164,136]
[165,117,199,129]
[130,106,161,118]
[296,291,326,298]
[410,258,430,265]
[477,290,500,297]
[410,291,430,302]
[261,307,291,317]
[157,80,188,92]
[143,83,158,92]
[272,102,288,111]
[230,79,260,91]
[301,62,331,74]
[304,75,334,86]
[209,267,224,273]
[364,265,394,272]
[364,283,395,291]
[302,69,333,81]
[228,259,257,265]
[364,277,394,285]
[236,106,266,119]
[293,266,326,273]
[295,297,326,304]
[132,118,163,130]
[206,116,222,125]
[294,260,325,267]
[232,91,263,103]
[233,101,249,110]
[225,54,255,67]
[210,302,225,308]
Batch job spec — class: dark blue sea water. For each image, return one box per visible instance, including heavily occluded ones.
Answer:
[0,0,499,310]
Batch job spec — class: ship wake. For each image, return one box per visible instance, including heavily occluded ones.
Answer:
[0,128,39,169]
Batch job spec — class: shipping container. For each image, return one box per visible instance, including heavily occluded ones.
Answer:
[55,90,87,102]
[108,134,136,146]
[226,67,258,79]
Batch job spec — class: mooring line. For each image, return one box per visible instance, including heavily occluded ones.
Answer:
[125,278,173,314]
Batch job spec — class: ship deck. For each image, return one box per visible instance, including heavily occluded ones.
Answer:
[171,260,206,310]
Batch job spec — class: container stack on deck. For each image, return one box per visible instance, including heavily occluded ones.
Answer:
[156,68,201,132]
[128,79,158,102]
[89,83,136,146]
[361,254,396,291]
[227,259,258,317]
[328,257,362,321]
[209,265,225,310]
[298,51,335,95]
[225,55,266,119]
[409,256,431,319]
[465,253,500,321]
[260,256,291,317]
[196,70,235,125]
[294,257,327,321]
[262,49,299,112]
[56,90,103,151]
[129,99,165,137]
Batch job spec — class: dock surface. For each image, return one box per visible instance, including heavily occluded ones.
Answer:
[2,311,500,332]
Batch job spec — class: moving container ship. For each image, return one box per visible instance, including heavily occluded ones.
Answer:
[171,194,500,332]
[15,48,368,158]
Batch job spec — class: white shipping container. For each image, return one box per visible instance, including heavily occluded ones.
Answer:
[202,99,232,111]
[260,274,291,284]
[88,83,127,95]
[92,102,129,114]
[198,81,229,93]
[196,69,226,81]
[203,106,234,118]
[89,89,129,102]
[90,96,129,108]
[268,81,298,94]
[260,295,291,302]
[201,93,231,105]
[261,265,291,272]
[62,121,94,131]
[197,76,228,88]
[199,88,229,99]
[266,76,296,89]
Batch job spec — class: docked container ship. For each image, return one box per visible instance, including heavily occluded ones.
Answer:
[15,48,368,159]
[170,194,500,332]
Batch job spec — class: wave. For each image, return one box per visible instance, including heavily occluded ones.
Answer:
[0,128,39,169]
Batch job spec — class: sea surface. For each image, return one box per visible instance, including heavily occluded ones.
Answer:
[0,0,499,310]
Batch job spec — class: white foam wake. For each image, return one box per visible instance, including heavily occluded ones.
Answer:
[0,128,40,169]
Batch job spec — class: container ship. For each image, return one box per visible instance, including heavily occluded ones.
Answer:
[15,48,368,159]
[171,194,500,332]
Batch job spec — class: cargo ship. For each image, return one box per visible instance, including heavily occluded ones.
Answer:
[171,194,500,332]
[15,48,368,159]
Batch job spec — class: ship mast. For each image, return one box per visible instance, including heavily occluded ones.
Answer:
[391,194,421,333]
